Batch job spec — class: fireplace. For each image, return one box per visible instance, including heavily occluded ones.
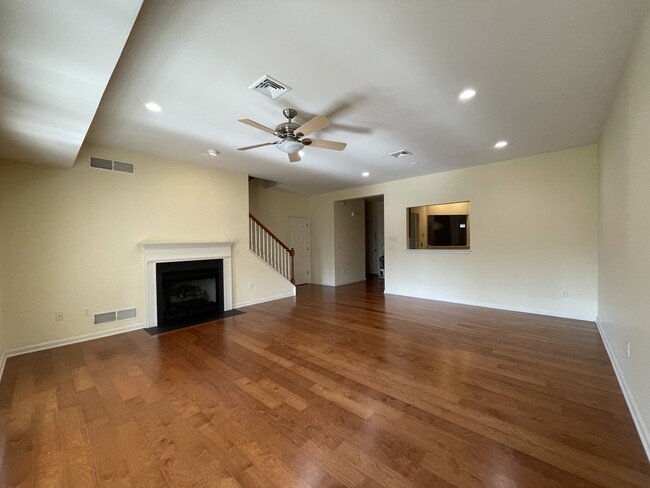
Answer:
[140,241,234,328]
[156,259,224,327]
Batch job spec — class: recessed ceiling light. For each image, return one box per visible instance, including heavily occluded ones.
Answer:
[410,161,420,166]
[494,140,508,149]
[145,102,162,112]
[207,149,219,157]
[362,172,370,177]
[458,88,476,101]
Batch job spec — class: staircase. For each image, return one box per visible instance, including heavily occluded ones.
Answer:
[249,214,295,284]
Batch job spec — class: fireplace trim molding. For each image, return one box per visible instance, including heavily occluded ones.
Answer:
[139,241,234,328]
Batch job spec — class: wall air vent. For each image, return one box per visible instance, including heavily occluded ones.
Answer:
[249,75,291,99]
[94,311,116,325]
[93,307,138,326]
[90,157,113,170]
[117,307,138,321]
[90,157,135,174]
[389,149,413,158]
[113,161,135,174]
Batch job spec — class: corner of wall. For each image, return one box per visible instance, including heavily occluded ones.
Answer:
[596,319,650,461]
[597,8,650,462]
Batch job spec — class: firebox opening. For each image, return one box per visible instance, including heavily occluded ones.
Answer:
[156,259,224,328]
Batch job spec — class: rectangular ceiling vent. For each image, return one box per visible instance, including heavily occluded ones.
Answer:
[389,149,413,158]
[249,75,291,99]
[90,157,135,174]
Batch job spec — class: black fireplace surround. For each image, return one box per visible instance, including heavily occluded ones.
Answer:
[156,259,224,328]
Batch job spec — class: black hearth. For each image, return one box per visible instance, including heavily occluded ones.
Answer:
[156,259,224,328]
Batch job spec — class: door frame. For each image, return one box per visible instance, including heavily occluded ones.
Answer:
[288,216,311,285]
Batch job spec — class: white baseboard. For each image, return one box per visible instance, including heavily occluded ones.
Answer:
[383,289,596,322]
[0,322,146,382]
[596,319,650,462]
[0,286,298,381]
[235,290,296,309]
[335,277,366,286]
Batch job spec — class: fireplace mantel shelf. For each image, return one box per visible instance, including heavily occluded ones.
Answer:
[139,241,235,250]
[140,241,234,327]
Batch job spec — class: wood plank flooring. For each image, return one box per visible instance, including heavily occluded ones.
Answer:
[1,279,649,487]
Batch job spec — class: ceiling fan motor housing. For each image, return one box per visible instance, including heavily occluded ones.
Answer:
[274,121,300,138]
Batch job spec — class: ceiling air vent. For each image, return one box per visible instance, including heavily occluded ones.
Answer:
[249,75,291,99]
[389,149,413,158]
[90,157,135,174]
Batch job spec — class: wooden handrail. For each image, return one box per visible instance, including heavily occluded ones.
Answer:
[249,213,293,254]
[249,213,295,284]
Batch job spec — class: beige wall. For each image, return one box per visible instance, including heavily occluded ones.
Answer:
[598,11,650,454]
[248,178,310,244]
[310,145,598,320]
[0,144,294,353]
[334,198,366,285]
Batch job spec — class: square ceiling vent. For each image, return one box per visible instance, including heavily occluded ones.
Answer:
[249,75,291,99]
[389,149,413,158]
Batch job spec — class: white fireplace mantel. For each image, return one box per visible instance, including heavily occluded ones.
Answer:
[139,241,234,327]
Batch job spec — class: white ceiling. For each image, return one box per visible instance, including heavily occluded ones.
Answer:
[2,1,648,194]
[0,0,143,167]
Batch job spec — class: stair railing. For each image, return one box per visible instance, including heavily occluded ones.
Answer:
[249,214,295,284]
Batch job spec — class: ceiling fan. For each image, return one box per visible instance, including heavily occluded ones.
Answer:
[237,108,346,163]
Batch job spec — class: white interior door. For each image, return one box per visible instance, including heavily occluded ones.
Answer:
[288,216,310,285]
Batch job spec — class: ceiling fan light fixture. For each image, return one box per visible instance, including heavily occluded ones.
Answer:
[276,138,304,154]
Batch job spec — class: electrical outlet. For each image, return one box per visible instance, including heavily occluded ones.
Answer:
[83,307,92,317]
[625,341,631,357]
[55,311,64,321]
[248,282,253,289]
[562,290,569,297]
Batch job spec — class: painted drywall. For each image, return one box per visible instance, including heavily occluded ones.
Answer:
[310,145,598,320]
[0,145,294,353]
[334,198,366,285]
[598,10,650,456]
[248,178,310,244]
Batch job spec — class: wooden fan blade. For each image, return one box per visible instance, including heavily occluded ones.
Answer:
[296,115,330,136]
[238,119,275,134]
[237,142,276,151]
[306,139,346,151]
[288,152,301,163]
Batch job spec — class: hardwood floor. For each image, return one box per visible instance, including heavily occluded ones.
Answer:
[1,279,649,487]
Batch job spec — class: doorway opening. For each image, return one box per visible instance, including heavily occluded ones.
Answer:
[364,195,384,279]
